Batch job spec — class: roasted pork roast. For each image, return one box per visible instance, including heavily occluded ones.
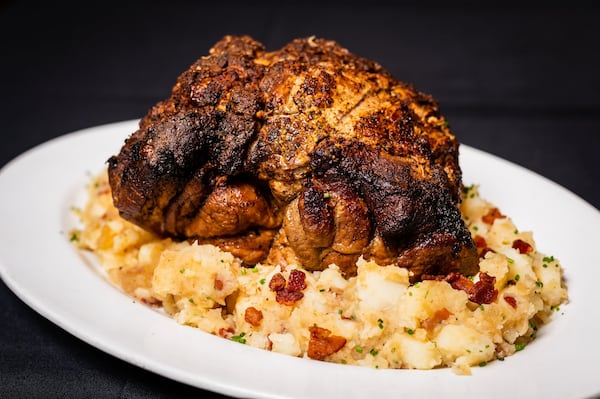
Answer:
[108,35,478,281]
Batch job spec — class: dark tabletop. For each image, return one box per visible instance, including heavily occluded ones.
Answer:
[1,2,599,398]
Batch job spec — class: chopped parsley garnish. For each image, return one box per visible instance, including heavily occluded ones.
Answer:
[369,349,378,356]
[69,231,80,242]
[231,332,247,344]
[515,342,526,352]
[259,278,266,285]
[355,346,363,353]
[405,327,415,335]
[377,319,384,329]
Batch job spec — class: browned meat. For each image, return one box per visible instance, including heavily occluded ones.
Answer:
[108,35,478,281]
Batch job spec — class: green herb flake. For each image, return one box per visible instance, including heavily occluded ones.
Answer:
[377,319,384,329]
[179,268,185,274]
[535,281,544,288]
[479,304,485,311]
[231,332,247,344]
[69,231,80,242]
[543,255,555,263]
[507,258,515,264]
[515,342,526,352]
[355,346,363,353]
[188,298,195,304]
[369,349,379,356]
[514,274,520,281]
[529,320,538,331]
[319,288,325,292]
[338,309,343,315]
[323,192,331,199]
[473,225,479,231]
[405,327,415,335]
[340,359,347,364]
[241,268,247,275]
[251,267,259,273]
[259,278,266,285]
[479,361,487,367]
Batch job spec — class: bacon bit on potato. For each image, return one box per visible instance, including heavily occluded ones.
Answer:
[512,239,533,254]
[218,327,235,339]
[276,290,304,305]
[307,326,347,360]
[421,308,453,333]
[474,235,487,248]
[468,272,498,304]
[287,269,307,291]
[269,272,286,291]
[503,295,518,309]
[437,272,498,305]
[479,247,495,258]
[244,306,264,326]
[482,207,506,224]
[270,269,307,306]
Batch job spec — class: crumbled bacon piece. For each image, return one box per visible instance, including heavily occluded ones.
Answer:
[218,327,235,338]
[444,272,474,292]
[512,239,533,254]
[269,270,307,306]
[473,235,495,258]
[429,272,498,305]
[482,207,506,224]
[214,278,224,290]
[421,308,453,332]
[276,290,304,305]
[469,272,498,304]
[287,269,307,291]
[503,295,517,309]
[140,297,162,306]
[307,326,347,360]
[474,235,487,248]
[479,247,495,258]
[269,273,286,291]
[244,306,263,326]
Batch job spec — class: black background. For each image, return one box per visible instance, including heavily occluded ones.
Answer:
[1,2,599,398]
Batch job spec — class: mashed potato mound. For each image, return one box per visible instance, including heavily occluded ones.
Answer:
[72,171,568,374]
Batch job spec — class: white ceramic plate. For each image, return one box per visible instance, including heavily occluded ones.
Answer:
[1,120,599,399]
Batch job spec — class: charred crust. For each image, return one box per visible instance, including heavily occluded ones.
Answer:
[109,35,478,279]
